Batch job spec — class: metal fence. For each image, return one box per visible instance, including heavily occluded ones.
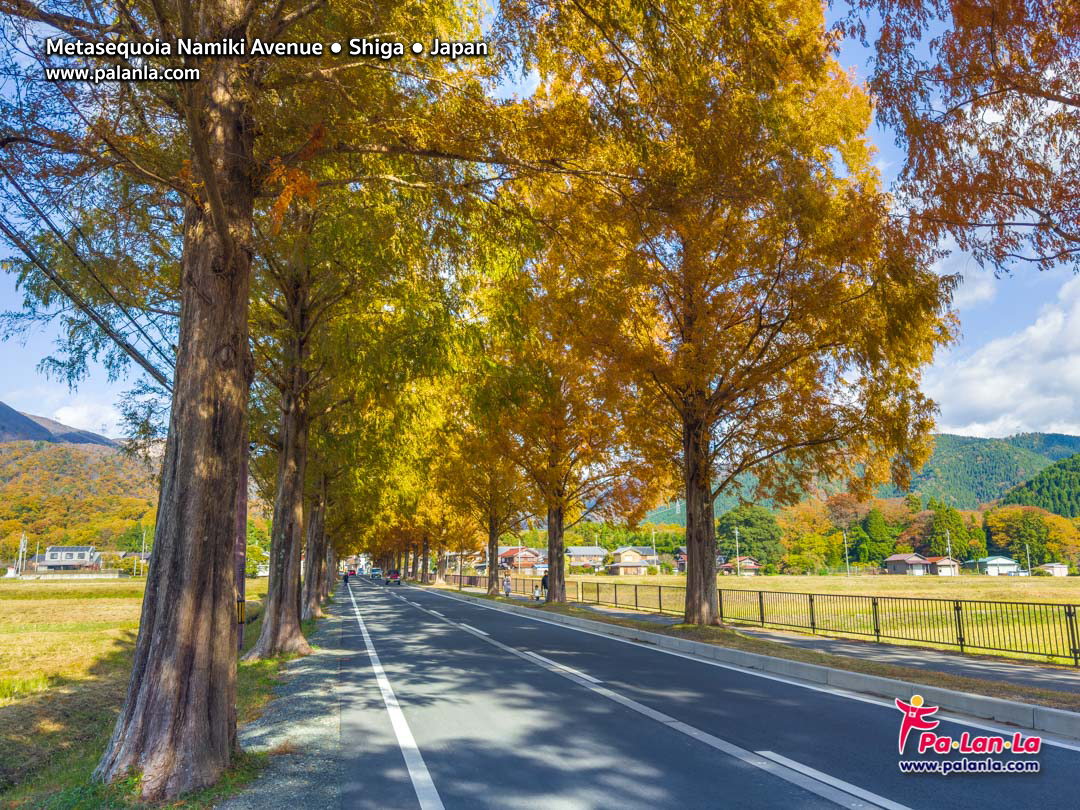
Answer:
[440,574,1080,665]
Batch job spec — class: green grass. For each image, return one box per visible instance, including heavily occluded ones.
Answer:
[0,577,311,808]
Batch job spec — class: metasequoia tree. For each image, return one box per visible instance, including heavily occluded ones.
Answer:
[484,266,658,602]
[0,0,558,796]
[850,0,1079,271]
[516,0,957,623]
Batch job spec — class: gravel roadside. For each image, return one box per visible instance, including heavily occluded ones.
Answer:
[216,595,346,810]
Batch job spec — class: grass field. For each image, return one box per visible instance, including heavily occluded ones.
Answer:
[0,576,286,808]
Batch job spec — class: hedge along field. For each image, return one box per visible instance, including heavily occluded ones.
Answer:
[0,576,271,800]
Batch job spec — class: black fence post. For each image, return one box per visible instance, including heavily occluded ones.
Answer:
[808,593,816,634]
[872,597,881,642]
[718,588,724,622]
[634,584,639,610]
[953,600,965,653]
[758,590,765,626]
[1066,606,1080,667]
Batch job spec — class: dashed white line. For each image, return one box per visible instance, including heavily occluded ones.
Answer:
[522,650,602,683]
[347,583,444,810]
[457,622,488,636]
[756,751,912,810]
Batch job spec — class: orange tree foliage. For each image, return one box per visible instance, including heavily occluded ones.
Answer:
[850,0,1079,271]
[512,0,957,623]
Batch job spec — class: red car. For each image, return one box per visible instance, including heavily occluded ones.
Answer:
[384,569,403,586]
[347,569,356,576]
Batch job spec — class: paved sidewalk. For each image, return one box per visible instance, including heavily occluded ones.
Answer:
[218,598,346,810]
[444,583,1080,696]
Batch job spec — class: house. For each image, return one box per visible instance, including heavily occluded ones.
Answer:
[674,546,687,573]
[718,556,761,575]
[39,545,101,571]
[926,556,961,576]
[498,546,541,570]
[1037,562,1069,577]
[973,555,1021,576]
[566,546,606,569]
[608,547,652,575]
[613,546,659,565]
[884,552,930,575]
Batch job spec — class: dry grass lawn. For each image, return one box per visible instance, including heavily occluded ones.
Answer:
[0,575,282,807]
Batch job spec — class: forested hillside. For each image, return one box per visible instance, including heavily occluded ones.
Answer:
[0,441,157,560]
[1001,454,1080,518]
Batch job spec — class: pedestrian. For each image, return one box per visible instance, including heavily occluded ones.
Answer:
[541,570,549,599]
[503,573,511,599]
[343,569,349,586]
[533,585,541,601]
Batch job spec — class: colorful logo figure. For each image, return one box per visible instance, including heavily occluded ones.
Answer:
[895,694,940,754]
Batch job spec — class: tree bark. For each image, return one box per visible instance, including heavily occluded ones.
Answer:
[246,383,312,658]
[94,39,255,799]
[421,534,430,583]
[322,545,335,599]
[546,503,566,602]
[436,549,447,583]
[486,507,500,595]
[301,475,326,621]
[683,412,719,625]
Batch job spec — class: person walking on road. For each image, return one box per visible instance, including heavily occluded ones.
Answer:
[541,571,549,600]
[503,573,512,599]
[343,570,349,586]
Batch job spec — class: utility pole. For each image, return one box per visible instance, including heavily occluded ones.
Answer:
[652,527,657,575]
[946,529,952,561]
[1025,542,1032,575]
[139,525,148,577]
[843,529,850,576]
[457,542,463,591]
[735,527,741,576]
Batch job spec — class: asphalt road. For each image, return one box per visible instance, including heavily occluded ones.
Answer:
[340,579,1080,810]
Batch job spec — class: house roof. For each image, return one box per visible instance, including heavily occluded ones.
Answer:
[978,556,1017,564]
[614,546,656,555]
[498,546,538,558]
[926,556,960,564]
[720,557,761,568]
[45,545,95,553]
[1037,562,1068,569]
[566,546,606,556]
[608,560,650,568]
[884,553,929,563]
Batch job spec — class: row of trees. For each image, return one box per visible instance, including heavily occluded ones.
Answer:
[0,0,1073,801]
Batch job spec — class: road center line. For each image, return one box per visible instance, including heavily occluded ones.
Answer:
[756,751,911,810]
[418,586,1080,754]
[457,622,489,636]
[346,583,444,810]
[396,587,896,809]
[522,650,602,683]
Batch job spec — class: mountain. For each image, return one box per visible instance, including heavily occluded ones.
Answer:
[1001,453,1080,517]
[644,431,1080,524]
[0,400,114,446]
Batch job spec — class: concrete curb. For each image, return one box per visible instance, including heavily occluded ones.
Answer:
[427,586,1080,741]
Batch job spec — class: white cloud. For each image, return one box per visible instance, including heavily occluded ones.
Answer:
[52,402,122,437]
[925,275,1080,437]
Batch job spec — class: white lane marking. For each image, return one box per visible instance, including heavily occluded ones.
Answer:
[756,752,912,810]
[420,587,1080,753]
[347,584,445,810]
[429,610,445,617]
[522,650,602,684]
[457,622,488,636]
[404,591,890,809]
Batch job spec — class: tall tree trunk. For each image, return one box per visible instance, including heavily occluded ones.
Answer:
[546,502,566,602]
[683,412,719,625]
[486,507,499,595]
[246,385,312,658]
[94,41,255,799]
[421,534,430,583]
[322,545,335,599]
[436,549,447,583]
[301,475,326,620]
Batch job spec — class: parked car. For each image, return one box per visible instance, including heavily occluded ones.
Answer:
[347,569,356,576]
[385,569,402,586]
[370,568,383,580]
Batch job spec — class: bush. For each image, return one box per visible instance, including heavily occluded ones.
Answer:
[646,566,658,575]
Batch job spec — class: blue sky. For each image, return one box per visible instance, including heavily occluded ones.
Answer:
[0,22,1074,439]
